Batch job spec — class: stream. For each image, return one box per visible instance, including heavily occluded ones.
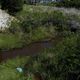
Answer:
[0,40,53,62]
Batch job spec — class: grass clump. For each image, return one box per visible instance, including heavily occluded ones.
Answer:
[23,33,80,80]
[1,5,80,50]
[0,56,30,80]
[0,33,24,50]
[0,33,80,80]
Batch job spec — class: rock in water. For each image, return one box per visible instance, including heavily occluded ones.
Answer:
[16,67,23,73]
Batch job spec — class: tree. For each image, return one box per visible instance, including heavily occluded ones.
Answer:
[0,0,24,14]
[62,0,80,8]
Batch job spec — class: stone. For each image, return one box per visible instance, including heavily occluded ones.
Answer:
[16,67,23,73]
[0,9,12,30]
[68,20,80,32]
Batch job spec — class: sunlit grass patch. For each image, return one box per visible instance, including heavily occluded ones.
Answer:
[0,33,23,50]
[0,56,30,80]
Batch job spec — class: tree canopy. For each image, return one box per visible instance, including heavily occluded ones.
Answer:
[0,0,24,14]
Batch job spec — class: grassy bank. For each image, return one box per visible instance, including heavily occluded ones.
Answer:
[0,56,29,80]
[0,33,24,50]
[0,25,55,51]
[0,5,80,50]
[0,33,79,80]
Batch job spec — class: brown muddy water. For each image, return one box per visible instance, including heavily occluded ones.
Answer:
[0,40,53,62]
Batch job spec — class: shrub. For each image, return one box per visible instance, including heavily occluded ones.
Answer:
[52,33,80,80]
[59,0,80,8]
[69,0,79,8]
[24,0,33,4]
[44,0,80,8]
[24,33,80,80]
[20,10,68,33]
[1,0,24,14]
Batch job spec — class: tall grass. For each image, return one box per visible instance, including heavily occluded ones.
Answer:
[23,33,80,80]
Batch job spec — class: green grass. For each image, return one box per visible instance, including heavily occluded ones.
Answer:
[0,4,80,80]
[0,4,56,50]
[0,25,55,50]
[0,56,30,80]
[3,4,78,50]
[23,26,55,44]
[0,33,23,50]
[31,27,53,40]
[0,33,79,80]
[16,5,53,19]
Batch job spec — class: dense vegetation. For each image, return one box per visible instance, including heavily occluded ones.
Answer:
[0,5,78,50]
[24,33,80,80]
[0,0,24,14]
[0,32,80,80]
[61,0,80,8]
[41,0,80,8]
[0,0,80,80]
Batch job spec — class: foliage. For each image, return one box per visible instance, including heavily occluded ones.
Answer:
[24,0,33,4]
[1,5,79,50]
[53,33,80,79]
[0,3,80,80]
[0,0,24,14]
[61,0,80,8]
[19,10,67,33]
[23,33,80,80]
[0,56,30,80]
[16,5,80,33]
[0,33,23,50]
[42,0,80,8]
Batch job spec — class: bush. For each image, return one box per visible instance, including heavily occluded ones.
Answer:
[52,33,80,80]
[24,33,80,80]
[1,0,24,14]
[24,0,33,4]
[17,8,80,33]
[20,10,67,33]
[59,0,80,8]
[64,0,80,8]
[44,0,80,8]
